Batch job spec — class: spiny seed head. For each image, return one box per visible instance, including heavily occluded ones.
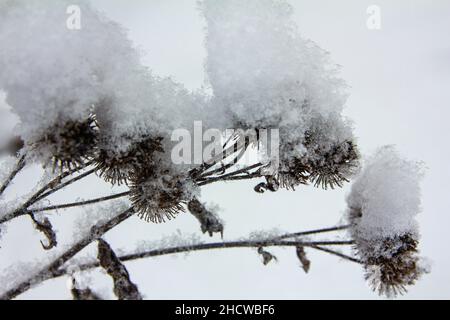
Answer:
[95,136,163,186]
[361,234,423,297]
[129,163,193,223]
[276,159,309,190]
[304,140,359,190]
[348,206,426,297]
[275,140,359,190]
[35,116,98,172]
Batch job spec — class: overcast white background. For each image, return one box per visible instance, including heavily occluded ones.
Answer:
[1,0,449,299]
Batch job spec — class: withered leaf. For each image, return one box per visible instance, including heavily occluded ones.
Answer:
[97,239,142,300]
[258,247,277,265]
[30,214,57,250]
[188,198,224,238]
[296,246,311,273]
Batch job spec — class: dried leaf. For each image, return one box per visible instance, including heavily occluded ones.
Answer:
[254,176,279,193]
[30,214,57,250]
[71,278,101,300]
[188,198,224,238]
[296,246,311,273]
[97,239,142,300]
[254,182,267,193]
[258,247,277,265]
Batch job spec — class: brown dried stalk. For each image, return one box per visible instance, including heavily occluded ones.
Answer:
[0,207,135,300]
[0,155,25,196]
[97,239,142,300]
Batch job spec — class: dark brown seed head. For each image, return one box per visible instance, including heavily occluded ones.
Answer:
[129,163,189,223]
[95,136,163,186]
[355,233,423,297]
[36,116,98,172]
[275,140,358,190]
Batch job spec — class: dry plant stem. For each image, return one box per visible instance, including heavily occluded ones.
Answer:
[273,225,351,241]
[49,239,359,280]
[27,162,93,204]
[199,162,263,182]
[31,191,131,213]
[33,167,96,203]
[0,155,26,196]
[1,214,355,300]
[198,170,262,186]
[198,142,250,179]
[0,207,135,300]
[0,165,95,225]
[0,154,354,299]
[309,245,362,264]
[195,141,245,175]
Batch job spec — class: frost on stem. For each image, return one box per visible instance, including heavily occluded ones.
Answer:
[201,0,359,191]
[346,146,427,297]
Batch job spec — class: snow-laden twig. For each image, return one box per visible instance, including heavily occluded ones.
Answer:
[273,225,351,241]
[0,164,94,224]
[33,167,96,203]
[0,155,25,196]
[0,206,135,300]
[30,191,131,213]
[47,238,358,282]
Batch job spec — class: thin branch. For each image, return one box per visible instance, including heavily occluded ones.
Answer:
[47,239,357,281]
[273,225,351,241]
[0,166,96,225]
[0,155,26,196]
[198,170,262,186]
[30,191,130,213]
[192,141,246,178]
[198,162,263,182]
[0,207,135,300]
[310,245,362,264]
[32,160,94,204]
[33,168,96,203]
[198,141,251,179]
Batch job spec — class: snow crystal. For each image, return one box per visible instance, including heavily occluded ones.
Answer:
[346,146,424,240]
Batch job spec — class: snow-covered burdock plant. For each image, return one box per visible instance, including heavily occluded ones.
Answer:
[0,0,427,299]
[346,146,427,297]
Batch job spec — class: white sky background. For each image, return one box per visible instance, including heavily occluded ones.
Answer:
[1,0,450,299]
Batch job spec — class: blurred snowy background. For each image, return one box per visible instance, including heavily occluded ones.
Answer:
[0,0,449,299]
